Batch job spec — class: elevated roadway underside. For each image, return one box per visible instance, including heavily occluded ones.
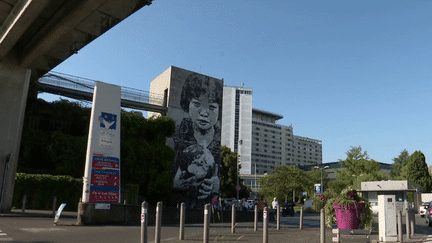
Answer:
[0,0,155,212]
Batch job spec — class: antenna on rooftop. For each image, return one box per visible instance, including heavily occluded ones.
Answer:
[241,81,244,87]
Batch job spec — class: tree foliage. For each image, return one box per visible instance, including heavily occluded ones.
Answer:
[258,165,311,203]
[334,146,387,192]
[19,99,89,177]
[390,149,410,179]
[19,98,177,204]
[120,111,176,204]
[399,151,432,192]
[219,146,249,198]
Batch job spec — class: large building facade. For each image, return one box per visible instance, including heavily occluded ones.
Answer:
[221,85,253,174]
[251,109,323,174]
[221,86,323,176]
[149,66,223,207]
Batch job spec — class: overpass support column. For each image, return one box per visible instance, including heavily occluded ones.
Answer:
[0,59,31,213]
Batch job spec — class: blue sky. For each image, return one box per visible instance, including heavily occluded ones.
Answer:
[41,0,432,165]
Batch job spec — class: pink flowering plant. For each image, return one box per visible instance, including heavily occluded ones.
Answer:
[322,187,373,230]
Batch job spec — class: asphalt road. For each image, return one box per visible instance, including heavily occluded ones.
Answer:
[0,211,431,242]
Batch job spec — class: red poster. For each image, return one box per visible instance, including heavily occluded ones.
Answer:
[91,173,119,187]
[89,191,119,203]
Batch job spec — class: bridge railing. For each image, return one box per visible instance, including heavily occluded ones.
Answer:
[39,72,165,107]
[40,72,95,93]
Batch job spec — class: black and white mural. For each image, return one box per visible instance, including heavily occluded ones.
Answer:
[166,68,223,208]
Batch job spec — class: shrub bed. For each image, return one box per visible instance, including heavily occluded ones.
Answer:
[13,173,82,211]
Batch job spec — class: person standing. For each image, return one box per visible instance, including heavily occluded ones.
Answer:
[272,197,279,210]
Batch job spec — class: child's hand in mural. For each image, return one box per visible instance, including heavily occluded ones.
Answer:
[173,169,197,189]
[197,175,220,199]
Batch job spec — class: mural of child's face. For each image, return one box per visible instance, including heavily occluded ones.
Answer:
[189,95,219,131]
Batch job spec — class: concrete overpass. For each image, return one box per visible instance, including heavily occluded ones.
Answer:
[39,72,168,113]
[0,0,154,212]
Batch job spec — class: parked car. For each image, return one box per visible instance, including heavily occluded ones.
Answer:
[420,202,429,217]
[425,201,432,226]
[281,202,295,216]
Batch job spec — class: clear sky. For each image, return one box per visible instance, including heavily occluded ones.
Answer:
[41,0,432,165]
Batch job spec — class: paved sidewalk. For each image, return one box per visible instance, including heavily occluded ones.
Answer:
[1,210,428,242]
[178,222,426,243]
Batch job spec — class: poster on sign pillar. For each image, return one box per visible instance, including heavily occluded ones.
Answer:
[82,81,121,203]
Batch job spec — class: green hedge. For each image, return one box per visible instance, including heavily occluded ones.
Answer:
[13,173,82,211]
[13,173,140,211]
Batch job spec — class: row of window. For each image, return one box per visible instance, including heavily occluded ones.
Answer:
[251,153,281,160]
[295,143,321,148]
[237,90,252,95]
[252,121,282,130]
[254,149,282,154]
[253,159,276,165]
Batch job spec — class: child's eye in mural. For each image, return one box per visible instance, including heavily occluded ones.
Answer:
[188,97,219,132]
[209,104,218,112]
[190,99,201,108]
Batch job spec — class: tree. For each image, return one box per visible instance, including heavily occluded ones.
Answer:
[18,99,90,176]
[259,165,310,203]
[19,98,178,204]
[400,151,432,192]
[334,146,387,192]
[390,149,410,179]
[120,111,176,204]
[219,146,249,198]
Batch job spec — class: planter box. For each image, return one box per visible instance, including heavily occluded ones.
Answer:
[333,202,364,230]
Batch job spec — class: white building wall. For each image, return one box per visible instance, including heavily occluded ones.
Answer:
[221,86,253,175]
[293,135,323,165]
[221,87,235,149]
[148,67,172,118]
[239,92,252,174]
[251,110,322,174]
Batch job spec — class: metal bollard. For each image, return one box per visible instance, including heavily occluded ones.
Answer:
[52,196,57,217]
[277,205,280,230]
[397,210,403,242]
[140,201,148,243]
[299,206,303,229]
[405,208,410,239]
[22,195,27,213]
[155,202,162,243]
[410,209,415,236]
[231,204,236,233]
[320,208,325,243]
[203,204,210,243]
[263,207,268,243]
[179,202,185,240]
[254,205,258,232]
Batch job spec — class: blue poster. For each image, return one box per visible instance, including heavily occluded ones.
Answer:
[315,184,322,194]
[99,112,117,130]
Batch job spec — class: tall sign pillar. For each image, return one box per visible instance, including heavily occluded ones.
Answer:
[82,81,121,203]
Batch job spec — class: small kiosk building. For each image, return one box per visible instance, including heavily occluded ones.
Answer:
[360,180,421,214]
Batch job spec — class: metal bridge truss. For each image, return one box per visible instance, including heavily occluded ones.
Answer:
[38,72,167,113]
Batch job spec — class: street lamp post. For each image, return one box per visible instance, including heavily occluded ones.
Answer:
[314,165,329,193]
